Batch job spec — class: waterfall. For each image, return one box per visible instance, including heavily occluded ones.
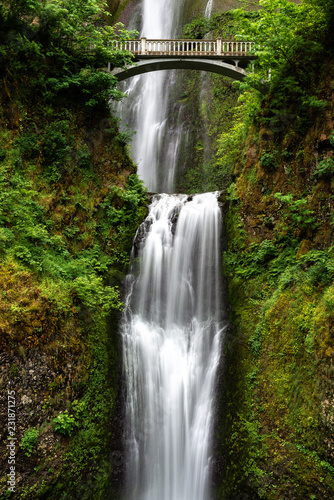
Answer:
[122,192,224,500]
[114,0,186,193]
[205,0,214,18]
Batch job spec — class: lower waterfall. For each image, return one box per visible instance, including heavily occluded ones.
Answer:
[122,192,224,500]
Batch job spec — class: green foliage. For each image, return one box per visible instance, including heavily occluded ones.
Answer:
[21,428,39,456]
[274,192,317,231]
[215,90,261,178]
[0,228,14,251]
[217,4,334,499]
[182,13,223,39]
[71,275,122,316]
[99,173,147,266]
[0,0,138,110]
[53,411,77,436]
[101,176,146,227]
[330,131,334,147]
[35,120,74,181]
[234,0,328,99]
[308,0,334,48]
[182,17,211,39]
[249,324,263,356]
[225,239,278,280]
[76,144,92,170]
[299,249,334,287]
[260,150,279,170]
[312,157,334,179]
[182,11,258,40]
[46,70,123,108]
[9,363,19,377]
[0,139,145,298]
[174,67,242,193]
[302,94,327,110]
[17,127,40,160]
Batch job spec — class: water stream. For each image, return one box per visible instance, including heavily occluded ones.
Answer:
[122,193,224,500]
[205,0,214,18]
[115,0,186,193]
[118,2,224,498]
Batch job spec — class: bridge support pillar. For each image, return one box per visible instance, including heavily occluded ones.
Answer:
[141,37,147,55]
[217,37,222,55]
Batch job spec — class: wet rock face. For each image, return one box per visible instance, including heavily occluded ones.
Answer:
[170,205,182,235]
[112,0,142,27]
[133,216,154,256]
[108,379,127,496]
[0,347,81,495]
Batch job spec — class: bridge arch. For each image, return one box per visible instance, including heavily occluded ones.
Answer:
[110,58,249,83]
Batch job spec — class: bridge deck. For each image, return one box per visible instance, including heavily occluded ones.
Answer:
[111,38,256,59]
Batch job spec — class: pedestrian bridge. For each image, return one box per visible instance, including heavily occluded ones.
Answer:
[108,38,257,83]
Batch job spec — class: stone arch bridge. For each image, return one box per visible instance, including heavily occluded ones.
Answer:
[108,38,257,83]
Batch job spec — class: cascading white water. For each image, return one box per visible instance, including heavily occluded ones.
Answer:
[205,0,214,18]
[122,192,224,500]
[114,0,186,193]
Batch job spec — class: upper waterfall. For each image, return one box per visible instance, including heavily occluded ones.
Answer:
[205,0,214,18]
[114,0,186,193]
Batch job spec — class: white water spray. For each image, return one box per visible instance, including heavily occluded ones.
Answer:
[122,193,224,500]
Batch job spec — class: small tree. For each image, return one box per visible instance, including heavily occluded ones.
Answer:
[21,427,39,456]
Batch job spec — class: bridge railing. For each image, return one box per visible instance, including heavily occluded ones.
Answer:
[111,38,255,57]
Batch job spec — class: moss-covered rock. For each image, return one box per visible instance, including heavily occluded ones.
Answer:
[215,55,334,500]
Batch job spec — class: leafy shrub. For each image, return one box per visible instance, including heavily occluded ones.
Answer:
[101,174,147,227]
[225,239,278,279]
[47,70,123,107]
[308,261,332,286]
[312,157,334,179]
[299,249,334,286]
[274,193,317,230]
[330,130,334,147]
[41,120,73,165]
[53,411,76,436]
[14,245,34,266]
[98,174,147,266]
[17,128,40,159]
[302,95,327,110]
[253,239,277,264]
[10,363,19,377]
[249,324,263,356]
[182,17,210,39]
[268,248,297,278]
[71,399,87,419]
[21,427,39,456]
[77,144,92,170]
[71,274,123,315]
[260,150,279,170]
[0,228,14,251]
